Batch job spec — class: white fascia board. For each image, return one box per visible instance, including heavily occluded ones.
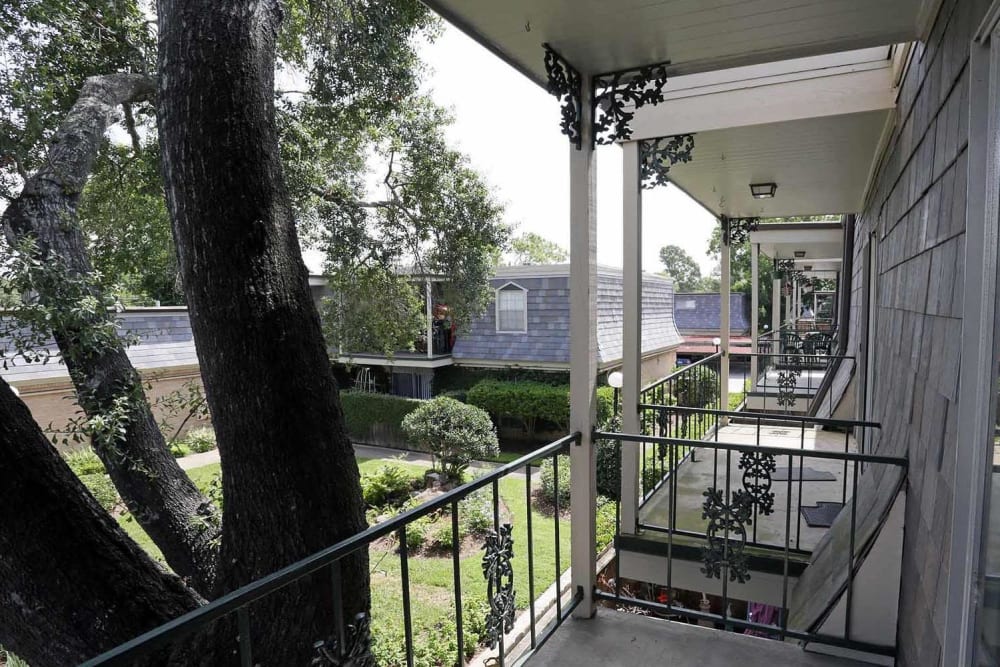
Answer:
[629,65,895,139]
[334,355,455,369]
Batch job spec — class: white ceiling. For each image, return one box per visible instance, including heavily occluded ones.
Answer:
[664,110,890,217]
[424,0,933,82]
[749,223,844,260]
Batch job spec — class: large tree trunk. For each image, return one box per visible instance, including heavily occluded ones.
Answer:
[0,377,202,667]
[157,0,369,662]
[1,73,219,594]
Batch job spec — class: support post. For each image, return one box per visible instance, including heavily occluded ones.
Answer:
[719,218,731,418]
[772,276,781,337]
[620,141,642,535]
[569,81,598,619]
[426,278,433,358]
[750,243,760,381]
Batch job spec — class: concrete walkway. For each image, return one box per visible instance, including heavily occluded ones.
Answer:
[525,610,865,666]
[176,443,507,472]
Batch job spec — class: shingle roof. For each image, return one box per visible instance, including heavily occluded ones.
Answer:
[673,293,751,335]
[1,310,198,384]
[452,266,683,367]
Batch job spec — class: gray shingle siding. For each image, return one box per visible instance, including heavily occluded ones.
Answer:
[0,310,198,383]
[452,269,683,366]
[673,293,750,334]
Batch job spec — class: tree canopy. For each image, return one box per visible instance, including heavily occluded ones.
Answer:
[511,232,568,265]
[658,244,702,292]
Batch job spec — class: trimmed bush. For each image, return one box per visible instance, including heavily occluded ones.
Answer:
[673,365,720,408]
[467,380,570,431]
[539,454,571,507]
[361,463,419,508]
[401,397,499,480]
[169,442,192,458]
[595,439,621,500]
[339,391,423,447]
[80,473,119,512]
[183,426,217,453]
[65,447,105,476]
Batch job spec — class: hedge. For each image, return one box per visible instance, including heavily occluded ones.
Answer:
[466,379,615,434]
[339,391,423,447]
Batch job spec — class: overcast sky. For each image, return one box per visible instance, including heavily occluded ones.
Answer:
[417,24,720,276]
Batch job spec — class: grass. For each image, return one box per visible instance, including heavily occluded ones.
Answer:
[116,456,571,666]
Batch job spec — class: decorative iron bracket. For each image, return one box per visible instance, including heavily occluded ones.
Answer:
[482,524,516,649]
[722,216,760,246]
[776,368,802,409]
[701,488,753,583]
[738,451,777,516]
[640,134,695,189]
[775,258,804,283]
[543,44,582,149]
[592,61,670,145]
[312,613,375,666]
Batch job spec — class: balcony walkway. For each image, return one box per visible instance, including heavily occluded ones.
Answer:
[525,610,865,666]
[639,423,858,552]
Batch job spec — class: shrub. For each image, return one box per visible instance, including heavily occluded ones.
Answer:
[401,397,499,480]
[339,391,422,444]
[80,473,119,512]
[595,439,621,500]
[459,489,493,536]
[596,385,616,427]
[361,463,418,508]
[595,495,617,554]
[183,426,217,453]
[169,442,191,458]
[539,454,571,507]
[64,447,105,476]
[673,365,720,408]
[404,516,430,551]
[428,522,457,551]
[467,379,570,432]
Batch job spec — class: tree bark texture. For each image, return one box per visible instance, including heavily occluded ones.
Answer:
[0,74,219,593]
[157,1,369,663]
[0,377,202,667]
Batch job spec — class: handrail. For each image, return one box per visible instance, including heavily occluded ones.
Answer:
[595,430,906,466]
[81,432,581,666]
[638,403,881,430]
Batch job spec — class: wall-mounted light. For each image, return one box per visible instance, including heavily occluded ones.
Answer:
[749,182,777,199]
[794,250,807,258]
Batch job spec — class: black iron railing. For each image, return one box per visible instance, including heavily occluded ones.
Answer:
[638,354,722,502]
[596,409,905,656]
[733,351,854,415]
[81,434,582,667]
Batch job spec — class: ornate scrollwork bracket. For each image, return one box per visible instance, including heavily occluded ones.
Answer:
[482,524,516,649]
[776,368,801,409]
[593,62,669,145]
[543,44,582,149]
[640,134,695,189]
[701,487,754,584]
[312,613,375,667]
[775,258,804,283]
[722,216,760,246]
[738,451,777,516]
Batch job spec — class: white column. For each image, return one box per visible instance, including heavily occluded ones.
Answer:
[426,279,433,359]
[771,276,781,343]
[569,85,598,619]
[750,243,760,381]
[620,141,642,535]
[719,219,731,416]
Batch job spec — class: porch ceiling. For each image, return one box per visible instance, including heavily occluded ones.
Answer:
[422,0,933,82]
[750,222,844,260]
[663,110,890,218]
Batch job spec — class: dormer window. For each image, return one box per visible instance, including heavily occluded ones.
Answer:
[496,282,528,333]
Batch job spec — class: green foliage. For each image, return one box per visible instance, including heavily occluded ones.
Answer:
[467,380,570,431]
[64,447,105,476]
[0,645,31,667]
[401,397,498,479]
[539,454,571,508]
[596,439,621,500]
[595,495,617,554]
[458,489,492,536]
[673,365,720,408]
[432,366,568,395]
[339,391,422,442]
[428,522,456,551]
[361,463,419,508]
[169,442,191,458]
[181,427,217,454]
[323,266,425,356]
[510,232,567,265]
[80,473,120,513]
[658,244,703,292]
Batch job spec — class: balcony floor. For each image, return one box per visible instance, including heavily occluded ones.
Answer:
[525,610,865,666]
[639,423,858,552]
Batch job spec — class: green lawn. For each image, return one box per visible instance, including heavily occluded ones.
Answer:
[118,456,571,666]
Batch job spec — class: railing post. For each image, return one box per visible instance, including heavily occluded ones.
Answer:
[620,140,642,536]
[568,78,597,619]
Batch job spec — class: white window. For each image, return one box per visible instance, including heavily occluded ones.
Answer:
[679,299,697,310]
[496,282,527,332]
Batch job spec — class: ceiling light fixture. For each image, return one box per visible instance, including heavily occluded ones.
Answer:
[750,182,777,199]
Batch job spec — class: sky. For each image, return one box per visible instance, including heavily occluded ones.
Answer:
[416,25,720,276]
